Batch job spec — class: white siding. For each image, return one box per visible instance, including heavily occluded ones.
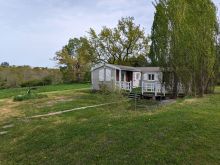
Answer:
[106,69,111,81]
[143,73,148,80]
[99,69,104,81]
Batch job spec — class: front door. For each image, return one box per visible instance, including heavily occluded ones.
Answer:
[121,71,126,82]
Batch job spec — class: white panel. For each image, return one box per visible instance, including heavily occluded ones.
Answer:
[143,73,148,80]
[106,69,111,81]
[135,72,140,80]
[99,69,104,81]
[155,73,158,81]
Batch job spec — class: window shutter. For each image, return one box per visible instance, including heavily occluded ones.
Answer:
[106,69,111,81]
[99,69,104,81]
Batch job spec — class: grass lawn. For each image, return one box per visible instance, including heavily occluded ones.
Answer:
[0,85,220,164]
[0,83,91,99]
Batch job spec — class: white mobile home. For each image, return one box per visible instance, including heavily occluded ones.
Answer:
[91,64,166,96]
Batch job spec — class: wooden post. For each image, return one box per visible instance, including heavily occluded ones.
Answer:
[154,83,157,96]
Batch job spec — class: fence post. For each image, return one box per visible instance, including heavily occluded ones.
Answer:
[142,82,144,95]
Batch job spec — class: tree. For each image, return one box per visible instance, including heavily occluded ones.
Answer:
[149,1,169,67]
[150,0,218,97]
[55,37,95,82]
[88,17,149,66]
[1,62,9,67]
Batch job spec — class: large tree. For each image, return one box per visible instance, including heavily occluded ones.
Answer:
[88,17,150,66]
[150,0,218,97]
[55,17,150,82]
[55,37,96,82]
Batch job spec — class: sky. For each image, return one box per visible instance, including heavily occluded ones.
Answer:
[0,0,219,68]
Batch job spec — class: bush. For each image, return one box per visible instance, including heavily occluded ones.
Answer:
[98,84,111,94]
[132,87,142,93]
[13,93,47,101]
[21,76,53,87]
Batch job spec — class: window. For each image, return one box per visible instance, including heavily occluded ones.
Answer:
[121,72,125,81]
[99,68,112,81]
[99,69,104,81]
[148,74,155,81]
[106,69,111,81]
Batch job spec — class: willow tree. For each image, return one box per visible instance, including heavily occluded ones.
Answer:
[150,0,218,97]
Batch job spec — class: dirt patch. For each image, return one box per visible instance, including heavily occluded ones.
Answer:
[0,99,22,122]
[35,93,86,108]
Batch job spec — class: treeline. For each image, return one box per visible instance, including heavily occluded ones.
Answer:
[0,65,63,89]
[149,0,219,97]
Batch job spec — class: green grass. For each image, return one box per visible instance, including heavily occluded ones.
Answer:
[0,86,220,164]
[17,90,127,117]
[0,83,91,99]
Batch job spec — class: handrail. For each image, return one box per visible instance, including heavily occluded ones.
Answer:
[116,81,132,92]
[142,82,166,96]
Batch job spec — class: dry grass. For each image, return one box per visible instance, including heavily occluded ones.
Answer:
[0,99,22,123]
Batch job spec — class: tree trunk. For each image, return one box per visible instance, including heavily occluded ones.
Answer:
[172,72,178,98]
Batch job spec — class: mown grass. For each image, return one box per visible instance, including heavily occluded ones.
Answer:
[16,90,127,117]
[0,86,220,164]
[0,83,91,99]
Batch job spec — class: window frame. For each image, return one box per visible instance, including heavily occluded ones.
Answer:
[148,74,155,81]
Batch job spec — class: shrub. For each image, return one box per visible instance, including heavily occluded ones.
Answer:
[132,87,142,93]
[13,93,47,101]
[99,84,111,94]
[21,76,53,87]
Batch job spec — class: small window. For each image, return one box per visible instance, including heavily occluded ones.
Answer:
[99,69,104,81]
[106,69,111,81]
[99,68,112,81]
[148,74,155,81]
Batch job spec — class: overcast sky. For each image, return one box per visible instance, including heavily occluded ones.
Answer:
[0,0,219,67]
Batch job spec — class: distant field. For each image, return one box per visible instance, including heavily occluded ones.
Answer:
[0,83,91,99]
[0,85,219,164]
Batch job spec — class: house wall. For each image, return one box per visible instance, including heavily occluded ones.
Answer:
[92,66,116,90]
[141,71,163,84]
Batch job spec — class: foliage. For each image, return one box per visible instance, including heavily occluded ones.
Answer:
[13,93,47,101]
[20,76,53,87]
[88,17,149,66]
[55,37,95,83]
[0,66,63,89]
[131,87,142,93]
[150,0,218,97]
[0,62,9,67]
[54,17,150,83]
